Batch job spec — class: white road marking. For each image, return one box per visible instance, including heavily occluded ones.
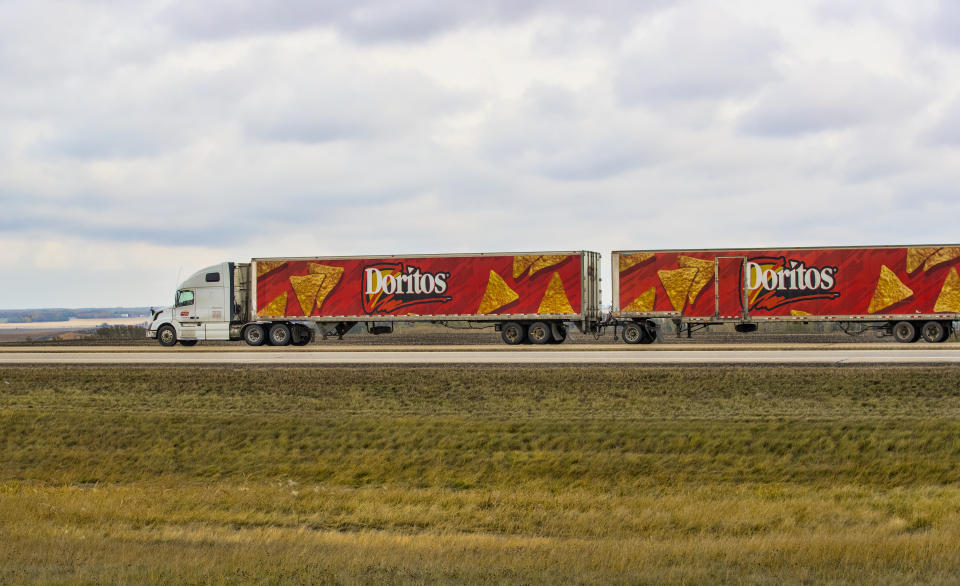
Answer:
[0,349,958,364]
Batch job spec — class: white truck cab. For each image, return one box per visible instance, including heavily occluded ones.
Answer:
[146,262,241,346]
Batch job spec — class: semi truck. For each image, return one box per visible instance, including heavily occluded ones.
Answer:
[147,244,960,346]
[146,251,602,346]
[612,244,960,344]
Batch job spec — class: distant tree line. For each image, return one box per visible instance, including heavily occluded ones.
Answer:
[93,325,147,340]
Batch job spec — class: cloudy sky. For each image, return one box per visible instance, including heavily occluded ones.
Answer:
[2,0,960,308]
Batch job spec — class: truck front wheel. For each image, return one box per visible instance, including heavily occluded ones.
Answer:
[243,324,266,346]
[157,325,177,347]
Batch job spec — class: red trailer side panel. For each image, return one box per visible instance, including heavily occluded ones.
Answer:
[254,253,586,319]
[614,246,960,320]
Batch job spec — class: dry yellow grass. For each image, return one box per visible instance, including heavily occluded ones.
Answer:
[2,365,960,583]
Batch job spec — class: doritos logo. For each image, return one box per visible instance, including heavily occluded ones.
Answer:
[744,256,840,311]
[362,262,452,314]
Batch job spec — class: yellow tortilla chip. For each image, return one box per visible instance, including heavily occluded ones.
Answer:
[260,292,288,317]
[290,274,326,315]
[528,255,568,277]
[538,272,575,314]
[790,309,811,316]
[256,261,287,278]
[658,268,698,312]
[906,247,939,274]
[934,268,960,313]
[513,256,538,279]
[623,287,656,312]
[924,247,960,272]
[477,271,519,314]
[867,265,914,314]
[308,263,345,311]
[619,252,654,273]
[677,255,714,304]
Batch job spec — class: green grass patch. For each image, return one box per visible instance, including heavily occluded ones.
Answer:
[2,365,960,583]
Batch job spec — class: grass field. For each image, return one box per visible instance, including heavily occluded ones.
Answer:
[2,365,960,583]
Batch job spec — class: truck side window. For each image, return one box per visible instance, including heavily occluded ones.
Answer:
[205,272,220,282]
[177,290,195,307]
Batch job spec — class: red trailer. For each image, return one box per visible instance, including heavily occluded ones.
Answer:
[246,251,601,345]
[612,245,960,344]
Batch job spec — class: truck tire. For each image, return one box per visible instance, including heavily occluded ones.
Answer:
[157,325,177,347]
[892,321,919,343]
[622,322,643,344]
[501,321,526,345]
[243,324,266,346]
[527,321,553,344]
[269,323,292,346]
[179,340,198,347]
[921,321,947,343]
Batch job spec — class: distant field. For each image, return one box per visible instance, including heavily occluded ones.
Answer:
[2,365,960,583]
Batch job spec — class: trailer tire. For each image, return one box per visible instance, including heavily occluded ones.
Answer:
[921,321,947,343]
[527,321,553,344]
[269,323,292,346]
[243,324,266,346]
[622,322,644,344]
[501,321,526,345]
[157,325,177,347]
[892,321,919,343]
[179,340,198,347]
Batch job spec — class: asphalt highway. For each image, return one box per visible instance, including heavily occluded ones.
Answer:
[1,346,959,364]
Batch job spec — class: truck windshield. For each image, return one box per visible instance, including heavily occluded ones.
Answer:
[176,290,195,307]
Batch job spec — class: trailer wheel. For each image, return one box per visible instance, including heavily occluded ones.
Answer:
[157,325,177,347]
[527,321,553,344]
[892,321,919,343]
[921,321,947,343]
[269,323,292,346]
[549,323,567,344]
[243,324,266,346]
[179,340,198,347]
[622,322,643,344]
[501,321,526,345]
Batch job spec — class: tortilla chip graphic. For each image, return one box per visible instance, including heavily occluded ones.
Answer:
[308,263,344,310]
[261,292,288,317]
[290,274,326,316]
[934,268,960,313]
[619,252,654,273]
[658,268,699,312]
[677,255,714,304]
[867,265,914,314]
[528,255,568,278]
[513,256,538,279]
[623,287,656,312]
[906,247,939,274]
[477,271,519,314]
[257,260,287,278]
[538,272,575,314]
[924,247,960,272]
[790,309,811,316]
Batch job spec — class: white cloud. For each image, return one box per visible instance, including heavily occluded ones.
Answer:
[1,0,959,308]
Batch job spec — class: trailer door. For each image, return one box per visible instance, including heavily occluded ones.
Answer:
[715,256,747,319]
